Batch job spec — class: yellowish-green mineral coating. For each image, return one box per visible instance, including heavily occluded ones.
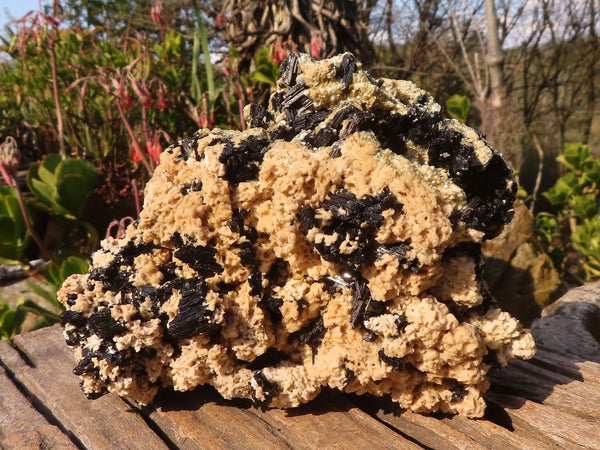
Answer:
[58,52,534,417]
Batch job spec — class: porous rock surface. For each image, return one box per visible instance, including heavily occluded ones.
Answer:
[58,53,535,417]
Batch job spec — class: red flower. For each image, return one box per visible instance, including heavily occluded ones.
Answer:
[151,1,163,25]
[129,144,143,163]
[310,31,323,60]
[146,136,162,166]
[119,92,134,111]
[156,91,167,111]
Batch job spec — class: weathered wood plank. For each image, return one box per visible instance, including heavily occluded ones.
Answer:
[485,391,600,449]
[5,325,600,450]
[532,346,600,385]
[250,392,419,450]
[0,343,76,450]
[352,394,553,450]
[145,383,417,449]
[490,361,600,419]
[144,389,294,450]
[441,412,556,450]
[9,326,417,449]
[6,326,168,450]
[370,409,485,450]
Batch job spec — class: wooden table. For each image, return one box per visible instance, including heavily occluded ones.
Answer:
[1,325,599,449]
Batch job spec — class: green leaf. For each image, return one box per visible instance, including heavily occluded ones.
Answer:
[250,71,277,85]
[570,194,599,222]
[40,154,62,173]
[165,30,183,57]
[0,216,17,243]
[56,174,90,219]
[572,215,600,278]
[0,255,22,265]
[0,185,16,199]
[0,304,26,339]
[37,164,57,188]
[47,262,62,288]
[557,142,592,172]
[60,255,89,282]
[29,177,58,208]
[581,160,600,185]
[16,298,61,324]
[543,172,579,208]
[163,66,180,89]
[446,94,471,123]
[58,158,98,192]
[4,195,25,233]
[153,43,165,60]
[26,281,59,305]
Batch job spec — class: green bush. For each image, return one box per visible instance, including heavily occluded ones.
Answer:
[27,154,98,220]
[0,186,30,264]
[0,255,89,343]
[534,142,600,280]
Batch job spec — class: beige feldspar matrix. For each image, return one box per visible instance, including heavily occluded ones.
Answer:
[58,53,535,417]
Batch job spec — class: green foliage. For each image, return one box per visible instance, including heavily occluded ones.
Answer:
[46,255,90,293]
[191,0,215,105]
[572,216,600,277]
[30,255,90,316]
[0,296,27,343]
[250,47,281,86]
[0,186,30,264]
[556,141,594,172]
[27,154,98,220]
[534,142,600,280]
[446,94,471,123]
[0,255,89,343]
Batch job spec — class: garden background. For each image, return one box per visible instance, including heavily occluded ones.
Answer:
[0,0,599,340]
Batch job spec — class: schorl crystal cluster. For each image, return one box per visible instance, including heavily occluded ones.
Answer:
[58,53,535,417]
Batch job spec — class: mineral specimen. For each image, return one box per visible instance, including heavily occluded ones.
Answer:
[58,52,535,417]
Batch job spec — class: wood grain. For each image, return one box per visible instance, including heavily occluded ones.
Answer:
[143,379,418,449]
[250,393,419,450]
[2,325,600,450]
[485,390,600,449]
[490,361,600,419]
[532,346,600,385]
[0,343,76,450]
[6,326,168,450]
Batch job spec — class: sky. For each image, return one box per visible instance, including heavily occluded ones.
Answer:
[0,0,40,33]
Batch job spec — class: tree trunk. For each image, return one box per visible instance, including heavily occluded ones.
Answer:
[479,0,524,170]
[583,0,597,144]
[484,0,505,108]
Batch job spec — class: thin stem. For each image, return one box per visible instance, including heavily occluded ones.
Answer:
[49,33,65,157]
[192,0,215,104]
[530,133,545,214]
[14,185,55,264]
[115,101,153,175]
[132,179,141,217]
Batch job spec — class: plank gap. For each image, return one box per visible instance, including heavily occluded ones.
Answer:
[10,343,35,368]
[481,398,515,431]
[526,356,584,381]
[363,409,431,449]
[128,400,188,450]
[0,352,86,449]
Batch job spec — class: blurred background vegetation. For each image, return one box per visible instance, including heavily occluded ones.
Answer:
[0,0,599,339]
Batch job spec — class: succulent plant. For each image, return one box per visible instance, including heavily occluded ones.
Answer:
[27,154,98,220]
[0,186,30,264]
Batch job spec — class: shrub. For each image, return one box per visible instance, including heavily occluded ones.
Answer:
[534,142,600,280]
